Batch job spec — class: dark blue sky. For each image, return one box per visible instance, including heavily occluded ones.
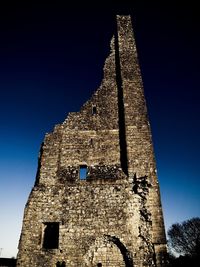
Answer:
[0,1,200,257]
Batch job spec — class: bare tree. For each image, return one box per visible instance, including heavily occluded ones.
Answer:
[167,217,200,257]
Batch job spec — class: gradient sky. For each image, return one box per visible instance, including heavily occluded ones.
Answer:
[0,1,200,258]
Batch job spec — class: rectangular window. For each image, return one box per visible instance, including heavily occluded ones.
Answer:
[42,222,59,249]
[79,165,87,180]
[92,106,97,115]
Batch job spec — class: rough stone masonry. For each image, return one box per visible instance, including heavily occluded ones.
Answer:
[17,15,167,267]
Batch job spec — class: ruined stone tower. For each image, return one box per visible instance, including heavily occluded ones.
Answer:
[17,15,167,267]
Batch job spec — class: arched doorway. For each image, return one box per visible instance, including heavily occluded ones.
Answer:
[85,235,133,267]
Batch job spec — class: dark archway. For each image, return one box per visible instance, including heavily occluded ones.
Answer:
[106,235,133,267]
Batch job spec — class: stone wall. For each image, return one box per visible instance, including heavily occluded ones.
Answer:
[17,15,167,267]
[17,175,156,267]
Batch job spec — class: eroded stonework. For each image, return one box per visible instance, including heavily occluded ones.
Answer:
[17,15,167,267]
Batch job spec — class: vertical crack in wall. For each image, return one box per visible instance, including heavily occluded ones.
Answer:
[133,174,156,266]
[114,21,128,176]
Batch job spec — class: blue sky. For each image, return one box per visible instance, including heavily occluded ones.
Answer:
[0,1,200,258]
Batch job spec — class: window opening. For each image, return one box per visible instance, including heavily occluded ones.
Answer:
[97,263,102,267]
[42,222,59,249]
[79,165,87,180]
[92,105,97,115]
[56,261,66,267]
[90,138,94,146]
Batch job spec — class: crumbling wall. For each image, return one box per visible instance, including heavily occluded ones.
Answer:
[17,15,167,267]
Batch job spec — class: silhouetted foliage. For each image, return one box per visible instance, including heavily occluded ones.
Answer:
[168,217,200,258]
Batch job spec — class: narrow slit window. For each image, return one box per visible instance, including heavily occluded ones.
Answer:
[42,222,59,249]
[90,138,94,146]
[79,165,87,180]
[92,106,97,115]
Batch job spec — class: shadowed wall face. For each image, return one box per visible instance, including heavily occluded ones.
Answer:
[17,15,167,267]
